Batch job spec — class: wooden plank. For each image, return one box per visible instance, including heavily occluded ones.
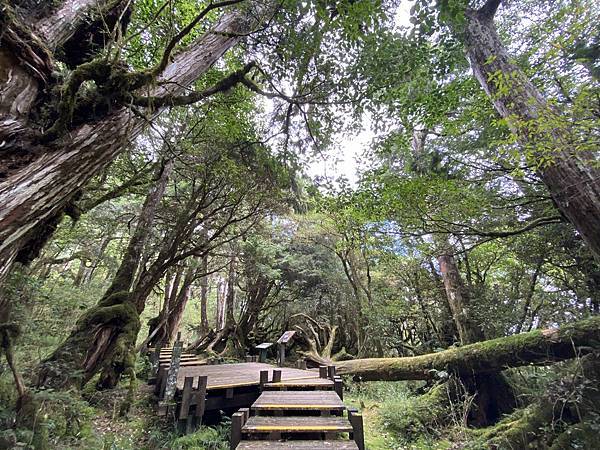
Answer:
[264,378,334,389]
[160,359,204,368]
[252,391,345,412]
[236,441,358,449]
[173,363,320,391]
[242,416,353,433]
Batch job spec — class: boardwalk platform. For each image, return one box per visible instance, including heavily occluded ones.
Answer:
[231,371,363,449]
[153,343,363,449]
[174,363,321,391]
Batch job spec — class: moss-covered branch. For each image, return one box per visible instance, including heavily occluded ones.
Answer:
[336,316,600,380]
[132,62,256,108]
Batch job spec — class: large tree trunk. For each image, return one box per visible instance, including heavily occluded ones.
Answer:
[436,246,514,424]
[437,250,485,344]
[36,160,173,389]
[335,315,600,380]
[464,0,600,259]
[0,0,267,284]
[199,255,210,334]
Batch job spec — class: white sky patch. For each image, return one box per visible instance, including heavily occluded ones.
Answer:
[304,1,413,188]
[305,125,375,187]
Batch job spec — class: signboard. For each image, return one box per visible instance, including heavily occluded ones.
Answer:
[256,342,273,350]
[277,331,296,344]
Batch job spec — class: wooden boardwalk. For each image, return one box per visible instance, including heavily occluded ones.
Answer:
[231,368,363,449]
[152,343,364,449]
[174,363,322,391]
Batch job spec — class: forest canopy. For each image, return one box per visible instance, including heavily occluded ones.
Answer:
[0,0,599,448]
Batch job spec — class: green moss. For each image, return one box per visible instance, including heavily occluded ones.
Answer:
[467,402,555,449]
[379,382,453,442]
[37,292,141,389]
[549,421,600,450]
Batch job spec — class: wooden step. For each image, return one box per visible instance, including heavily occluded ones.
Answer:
[236,440,359,449]
[252,391,345,412]
[242,416,353,434]
[264,378,335,389]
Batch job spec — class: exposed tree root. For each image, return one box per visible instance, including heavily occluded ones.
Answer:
[467,354,600,447]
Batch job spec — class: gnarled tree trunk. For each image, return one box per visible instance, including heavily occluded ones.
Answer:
[0,0,268,285]
[464,0,600,259]
[36,160,173,389]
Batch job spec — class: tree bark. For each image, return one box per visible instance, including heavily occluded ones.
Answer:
[0,0,268,284]
[464,2,600,259]
[199,254,210,333]
[437,250,485,344]
[335,316,600,381]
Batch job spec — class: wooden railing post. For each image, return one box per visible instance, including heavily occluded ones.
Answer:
[327,365,336,379]
[319,366,328,378]
[259,370,268,390]
[277,343,285,367]
[296,359,307,370]
[195,375,208,426]
[334,376,343,400]
[348,408,365,450]
[272,369,282,383]
[230,411,245,450]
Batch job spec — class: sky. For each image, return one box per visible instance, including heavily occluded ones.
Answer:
[304,1,414,188]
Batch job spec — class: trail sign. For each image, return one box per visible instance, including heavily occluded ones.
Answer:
[277,331,296,344]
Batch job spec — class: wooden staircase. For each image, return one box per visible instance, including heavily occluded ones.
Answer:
[231,367,364,450]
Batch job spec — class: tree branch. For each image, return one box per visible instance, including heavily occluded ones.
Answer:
[153,0,247,76]
[478,0,502,20]
[132,62,256,107]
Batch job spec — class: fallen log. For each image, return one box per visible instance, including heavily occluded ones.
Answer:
[336,316,600,381]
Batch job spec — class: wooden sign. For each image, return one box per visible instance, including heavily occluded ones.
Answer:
[277,331,296,344]
[256,342,273,350]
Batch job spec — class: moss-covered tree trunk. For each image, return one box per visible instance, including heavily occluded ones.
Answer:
[335,316,600,380]
[36,160,173,389]
[0,0,269,285]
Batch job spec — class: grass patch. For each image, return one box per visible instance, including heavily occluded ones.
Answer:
[345,380,457,449]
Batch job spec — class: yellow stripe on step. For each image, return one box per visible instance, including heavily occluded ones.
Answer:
[257,404,341,409]
[251,426,348,431]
